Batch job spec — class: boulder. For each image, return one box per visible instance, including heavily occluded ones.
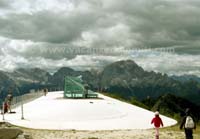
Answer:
[0,128,23,139]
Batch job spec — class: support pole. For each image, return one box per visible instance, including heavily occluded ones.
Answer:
[21,95,24,120]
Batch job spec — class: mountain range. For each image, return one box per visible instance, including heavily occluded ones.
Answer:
[0,60,200,120]
[171,74,200,83]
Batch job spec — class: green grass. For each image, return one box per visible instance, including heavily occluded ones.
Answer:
[161,124,200,138]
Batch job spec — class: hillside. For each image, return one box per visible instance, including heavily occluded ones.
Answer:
[0,71,17,103]
[150,94,200,121]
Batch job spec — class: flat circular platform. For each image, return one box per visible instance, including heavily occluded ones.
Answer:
[3,91,177,130]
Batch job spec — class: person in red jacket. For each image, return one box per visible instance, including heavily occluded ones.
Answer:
[151,111,164,139]
[3,102,8,114]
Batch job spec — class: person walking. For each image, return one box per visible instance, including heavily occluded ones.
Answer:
[180,108,196,139]
[151,111,164,139]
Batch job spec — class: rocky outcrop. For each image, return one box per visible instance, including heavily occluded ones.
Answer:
[0,127,23,139]
[0,122,32,139]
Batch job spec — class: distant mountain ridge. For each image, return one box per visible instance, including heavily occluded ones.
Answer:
[0,60,200,107]
[99,60,200,105]
[171,74,200,83]
[0,68,51,103]
[99,60,178,100]
[100,60,145,88]
[6,68,51,84]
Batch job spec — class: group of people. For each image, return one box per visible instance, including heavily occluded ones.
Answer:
[151,108,196,139]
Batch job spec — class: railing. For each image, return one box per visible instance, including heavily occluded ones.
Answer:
[11,90,44,109]
[1,90,45,121]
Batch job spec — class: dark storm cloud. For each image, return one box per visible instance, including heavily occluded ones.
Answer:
[0,11,100,43]
[0,0,200,76]
[104,0,200,51]
[0,0,200,54]
[0,0,11,8]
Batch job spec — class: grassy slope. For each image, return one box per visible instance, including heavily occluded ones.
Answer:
[161,124,200,139]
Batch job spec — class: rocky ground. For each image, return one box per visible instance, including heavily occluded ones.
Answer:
[1,122,200,139]
[22,128,189,139]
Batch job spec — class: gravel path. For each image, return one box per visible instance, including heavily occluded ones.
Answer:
[22,128,187,139]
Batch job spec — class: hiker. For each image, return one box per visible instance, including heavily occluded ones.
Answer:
[151,111,164,139]
[180,108,196,139]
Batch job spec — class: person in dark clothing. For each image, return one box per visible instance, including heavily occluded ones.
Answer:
[84,84,89,98]
[44,88,48,96]
[180,108,196,139]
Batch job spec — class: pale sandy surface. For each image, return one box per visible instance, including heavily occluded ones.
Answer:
[22,128,189,139]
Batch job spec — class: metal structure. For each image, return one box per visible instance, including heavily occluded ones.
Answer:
[64,76,98,98]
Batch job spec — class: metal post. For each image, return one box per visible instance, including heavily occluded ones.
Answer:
[21,95,24,120]
[2,102,5,121]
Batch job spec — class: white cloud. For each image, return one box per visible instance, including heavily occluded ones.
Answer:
[0,37,35,55]
[0,54,28,71]
[1,0,74,15]
[75,23,137,48]
[130,52,200,76]
[0,0,199,77]
[0,37,200,77]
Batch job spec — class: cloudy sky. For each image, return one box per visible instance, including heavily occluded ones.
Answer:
[0,0,200,76]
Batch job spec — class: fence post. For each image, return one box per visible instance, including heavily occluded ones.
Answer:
[21,95,24,120]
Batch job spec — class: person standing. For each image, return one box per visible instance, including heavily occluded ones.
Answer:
[151,111,164,139]
[44,88,48,96]
[180,108,196,139]
[3,102,8,114]
[84,84,89,98]
[6,93,13,113]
